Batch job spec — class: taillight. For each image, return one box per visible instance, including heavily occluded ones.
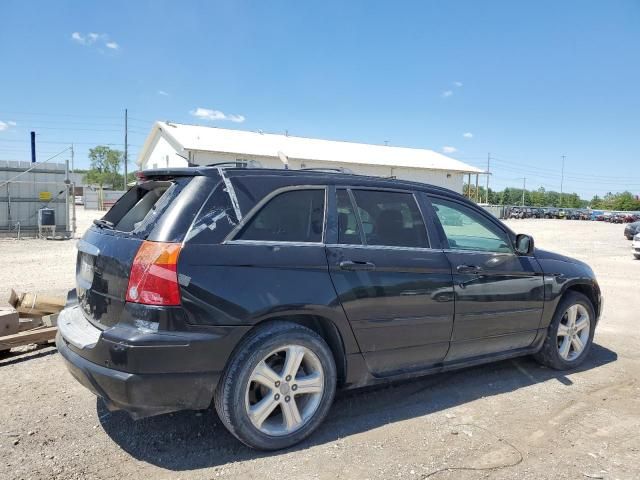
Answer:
[126,241,182,306]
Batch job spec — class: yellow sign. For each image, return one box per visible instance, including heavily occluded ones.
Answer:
[39,191,52,201]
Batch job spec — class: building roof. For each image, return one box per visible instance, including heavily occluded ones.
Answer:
[138,121,484,174]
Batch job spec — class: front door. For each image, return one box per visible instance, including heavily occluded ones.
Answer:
[326,188,454,375]
[427,195,545,362]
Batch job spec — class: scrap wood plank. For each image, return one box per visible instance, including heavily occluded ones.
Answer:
[0,327,57,350]
[16,292,65,317]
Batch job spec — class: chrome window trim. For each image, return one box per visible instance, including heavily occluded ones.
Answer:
[227,239,325,247]
[225,185,328,244]
[326,243,441,253]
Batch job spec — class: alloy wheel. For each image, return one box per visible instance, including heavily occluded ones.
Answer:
[245,345,324,436]
[557,304,590,361]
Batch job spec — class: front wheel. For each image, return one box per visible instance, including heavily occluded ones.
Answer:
[634,254,640,260]
[214,322,337,450]
[534,291,595,370]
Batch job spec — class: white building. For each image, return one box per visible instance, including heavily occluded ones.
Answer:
[137,122,483,193]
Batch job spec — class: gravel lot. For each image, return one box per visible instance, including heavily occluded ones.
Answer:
[1,216,639,480]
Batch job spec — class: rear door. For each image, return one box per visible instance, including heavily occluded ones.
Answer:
[325,187,454,376]
[426,195,544,362]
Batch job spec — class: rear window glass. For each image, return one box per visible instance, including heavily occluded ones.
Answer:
[237,189,325,243]
[100,179,185,236]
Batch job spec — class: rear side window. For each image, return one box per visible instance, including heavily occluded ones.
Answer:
[237,189,325,243]
[350,190,428,248]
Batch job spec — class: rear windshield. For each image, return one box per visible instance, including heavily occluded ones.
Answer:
[99,179,188,237]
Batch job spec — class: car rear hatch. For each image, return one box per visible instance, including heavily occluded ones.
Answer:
[76,169,222,329]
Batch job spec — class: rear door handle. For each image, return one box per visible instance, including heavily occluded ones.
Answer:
[339,260,376,271]
[456,264,483,274]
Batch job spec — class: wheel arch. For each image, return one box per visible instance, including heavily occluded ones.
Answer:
[229,314,348,387]
[561,281,601,320]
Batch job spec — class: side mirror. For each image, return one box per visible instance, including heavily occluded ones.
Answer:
[515,234,534,255]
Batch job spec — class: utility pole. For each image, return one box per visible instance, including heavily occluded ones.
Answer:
[70,144,74,172]
[560,155,565,207]
[521,177,526,206]
[124,108,128,191]
[485,152,491,204]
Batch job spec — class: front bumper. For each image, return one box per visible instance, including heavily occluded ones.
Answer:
[57,304,249,418]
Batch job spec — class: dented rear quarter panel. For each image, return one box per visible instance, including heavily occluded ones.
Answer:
[177,242,361,355]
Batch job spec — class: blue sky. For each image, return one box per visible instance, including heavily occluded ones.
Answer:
[1,0,638,198]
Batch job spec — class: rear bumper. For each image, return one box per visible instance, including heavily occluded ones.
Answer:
[56,303,250,418]
[57,333,218,418]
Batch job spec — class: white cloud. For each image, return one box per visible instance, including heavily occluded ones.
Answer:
[442,90,453,98]
[463,132,473,139]
[442,146,457,154]
[190,107,246,123]
[0,120,16,131]
[71,32,86,44]
[157,90,169,96]
[454,81,463,87]
[227,114,246,123]
[71,32,119,51]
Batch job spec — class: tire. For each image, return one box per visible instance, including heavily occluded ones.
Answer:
[214,321,337,450]
[634,254,640,260]
[534,291,596,370]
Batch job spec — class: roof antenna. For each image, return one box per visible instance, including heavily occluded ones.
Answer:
[278,151,289,170]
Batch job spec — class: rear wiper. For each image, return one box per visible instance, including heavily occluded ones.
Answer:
[93,219,114,229]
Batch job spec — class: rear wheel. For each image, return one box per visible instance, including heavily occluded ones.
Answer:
[534,292,595,370]
[634,254,640,260]
[214,322,336,450]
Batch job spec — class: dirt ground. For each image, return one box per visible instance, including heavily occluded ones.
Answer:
[1,216,639,480]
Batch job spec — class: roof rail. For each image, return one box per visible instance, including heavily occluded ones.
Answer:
[203,160,263,169]
[299,167,355,174]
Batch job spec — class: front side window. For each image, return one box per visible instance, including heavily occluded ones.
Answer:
[237,189,325,242]
[430,197,512,253]
[350,190,428,248]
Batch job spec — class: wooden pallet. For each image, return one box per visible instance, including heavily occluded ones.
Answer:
[0,326,57,350]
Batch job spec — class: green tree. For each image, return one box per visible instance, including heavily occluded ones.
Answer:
[84,146,123,188]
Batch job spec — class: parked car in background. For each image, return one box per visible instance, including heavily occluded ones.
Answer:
[557,209,567,219]
[633,234,640,259]
[527,207,543,218]
[624,221,640,240]
[611,213,625,224]
[565,209,580,220]
[56,167,603,450]
[578,210,591,220]
[545,208,559,219]
[509,207,524,219]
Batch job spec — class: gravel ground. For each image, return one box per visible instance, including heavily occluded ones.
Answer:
[1,218,639,480]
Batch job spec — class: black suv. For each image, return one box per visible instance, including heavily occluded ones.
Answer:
[57,167,602,450]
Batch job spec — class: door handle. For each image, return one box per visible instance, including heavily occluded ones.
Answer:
[456,264,483,274]
[339,260,376,271]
